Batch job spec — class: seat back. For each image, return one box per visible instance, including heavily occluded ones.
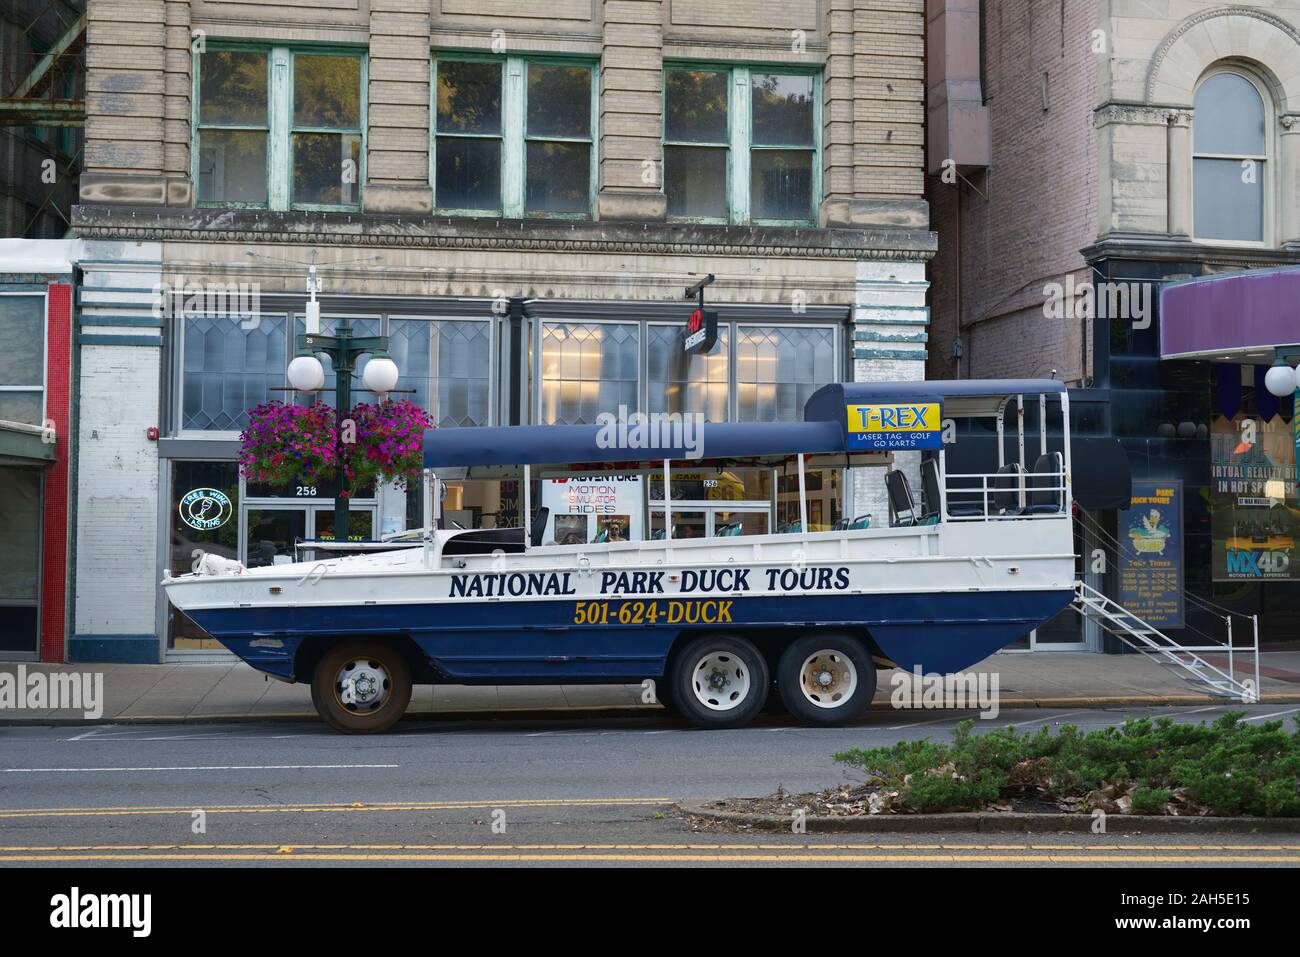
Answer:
[530,506,550,546]
[920,458,942,520]
[886,469,917,526]
[1028,452,1064,512]
[992,462,1022,513]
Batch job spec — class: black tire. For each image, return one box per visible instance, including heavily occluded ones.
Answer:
[311,640,413,734]
[777,633,876,727]
[670,634,769,730]
[650,676,677,714]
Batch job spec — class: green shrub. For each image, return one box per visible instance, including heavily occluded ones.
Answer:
[833,712,1300,816]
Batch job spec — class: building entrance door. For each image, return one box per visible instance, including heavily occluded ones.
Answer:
[0,467,41,658]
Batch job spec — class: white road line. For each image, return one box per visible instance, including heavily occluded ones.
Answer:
[886,712,979,731]
[1243,707,1300,722]
[1,764,400,773]
[1006,709,1089,728]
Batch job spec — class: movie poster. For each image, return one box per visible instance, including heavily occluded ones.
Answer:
[1210,415,1299,581]
[1118,481,1184,629]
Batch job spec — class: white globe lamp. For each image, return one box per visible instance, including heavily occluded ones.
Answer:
[362,354,400,395]
[1264,362,1297,398]
[287,355,326,393]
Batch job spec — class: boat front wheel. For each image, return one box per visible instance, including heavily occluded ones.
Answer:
[671,634,769,729]
[311,640,413,734]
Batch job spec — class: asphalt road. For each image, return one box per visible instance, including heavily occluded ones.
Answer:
[2,702,1299,867]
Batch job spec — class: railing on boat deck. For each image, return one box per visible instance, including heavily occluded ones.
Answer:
[939,470,1070,521]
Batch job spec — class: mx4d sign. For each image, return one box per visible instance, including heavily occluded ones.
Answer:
[846,402,943,450]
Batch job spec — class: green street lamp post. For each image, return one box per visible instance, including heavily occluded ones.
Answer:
[297,319,395,540]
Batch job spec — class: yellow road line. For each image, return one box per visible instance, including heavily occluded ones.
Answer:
[2,842,1298,853]
[1,852,1298,863]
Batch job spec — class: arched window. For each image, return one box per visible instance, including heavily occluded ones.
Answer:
[1192,70,1269,243]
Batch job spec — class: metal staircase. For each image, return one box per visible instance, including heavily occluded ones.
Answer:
[1071,581,1260,703]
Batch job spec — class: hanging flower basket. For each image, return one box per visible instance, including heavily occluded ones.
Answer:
[239,401,338,488]
[342,398,433,494]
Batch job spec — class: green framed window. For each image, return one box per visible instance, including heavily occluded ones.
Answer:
[194,46,366,210]
[664,64,821,225]
[433,54,597,218]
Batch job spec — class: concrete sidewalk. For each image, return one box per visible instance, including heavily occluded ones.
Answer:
[2,651,1300,724]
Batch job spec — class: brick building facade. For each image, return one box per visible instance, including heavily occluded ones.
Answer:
[926,0,1300,649]
[69,0,940,662]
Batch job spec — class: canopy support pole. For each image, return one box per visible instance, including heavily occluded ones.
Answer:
[797,453,808,533]
[663,459,672,542]
[522,463,531,552]
[1060,390,1072,508]
[1017,394,1027,508]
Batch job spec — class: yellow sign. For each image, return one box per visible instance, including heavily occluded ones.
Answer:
[846,402,940,434]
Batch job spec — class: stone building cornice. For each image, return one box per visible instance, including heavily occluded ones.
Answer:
[70,206,938,262]
[1081,233,1300,269]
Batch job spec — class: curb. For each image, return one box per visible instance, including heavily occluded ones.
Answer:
[677,801,1300,834]
[2,693,1299,727]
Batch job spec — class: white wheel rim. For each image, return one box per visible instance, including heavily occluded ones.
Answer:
[798,650,857,709]
[335,658,391,713]
[691,651,752,712]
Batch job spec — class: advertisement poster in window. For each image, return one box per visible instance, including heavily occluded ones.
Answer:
[1118,481,1184,629]
[541,476,644,544]
[1210,414,1298,580]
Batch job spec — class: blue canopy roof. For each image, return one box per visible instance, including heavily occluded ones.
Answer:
[423,420,847,469]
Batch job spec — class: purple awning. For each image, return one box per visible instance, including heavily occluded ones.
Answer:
[1160,267,1300,359]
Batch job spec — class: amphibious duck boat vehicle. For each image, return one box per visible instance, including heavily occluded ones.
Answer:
[164,379,1088,732]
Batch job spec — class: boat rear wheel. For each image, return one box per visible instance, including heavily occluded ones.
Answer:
[778,633,875,727]
[311,640,413,734]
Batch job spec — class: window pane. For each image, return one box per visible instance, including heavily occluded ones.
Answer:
[736,326,833,422]
[1193,73,1265,156]
[647,325,729,421]
[437,60,502,135]
[436,137,501,210]
[293,55,361,129]
[0,295,45,384]
[540,322,639,425]
[526,141,590,213]
[527,64,590,138]
[200,51,267,126]
[1194,157,1264,242]
[751,74,814,146]
[182,315,286,431]
[665,70,729,143]
[292,132,361,205]
[751,149,813,220]
[389,318,492,427]
[665,146,727,219]
[0,392,41,425]
[199,130,268,204]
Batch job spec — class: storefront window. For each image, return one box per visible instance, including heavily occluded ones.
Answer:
[181,313,287,431]
[647,324,729,421]
[168,461,240,649]
[389,317,492,426]
[539,321,639,424]
[736,325,836,421]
